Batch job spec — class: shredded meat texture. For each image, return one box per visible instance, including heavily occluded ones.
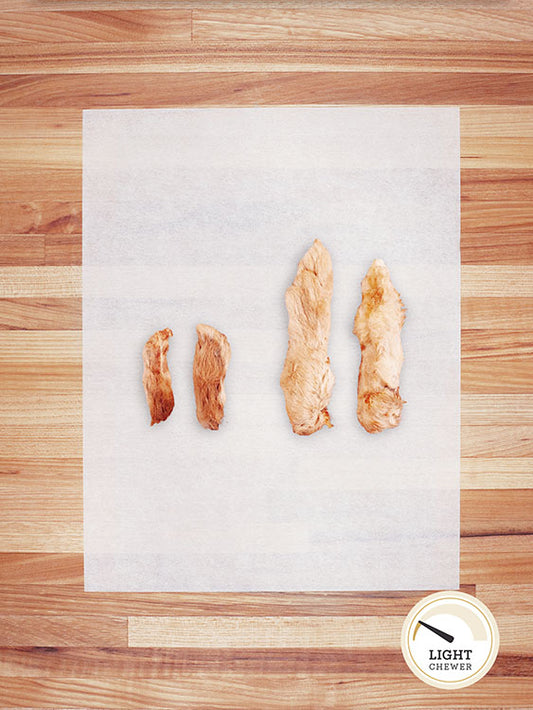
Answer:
[353,259,405,433]
[193,324,231,431]
[142,328,175,426]
[280,239,335,436]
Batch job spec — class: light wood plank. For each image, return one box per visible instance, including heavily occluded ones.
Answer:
[461,395,533,425]
[462,458,533,489]
[461,267,533,297]
[0,675,531,709]
[0,522,82,552]
[0,297,81,329]
[193,8,533,42]
[0,423,81,456]
[0,266,81,297]
[1,73,532,108]
[0,10,191,43]
[461,107,533,138]
[0,330,81,362]
[129,615,403,649]
[462,426,533,457]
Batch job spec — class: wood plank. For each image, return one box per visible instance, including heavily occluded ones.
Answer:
[0,615,127,646]
[462,491,533,536]
[0,297,81,329]
[0,675,531,709]
[4,646,525,678]
[0,586,474,618]
[1,40,533,74]
[0,393,81,425]
[477,584,533,615]
[0,553,83,585]
[461,232,533,265]
[461,534,533,584]
[0,522,82,553]
[461,267,533,297]
[461,395,533,425]
[45,233,81,265]
[0,169,80,201]
[0,11,191,43]
[1,73,533,108]
[1,0,528,8]
[0,235,44,265]
[462,298,533,330]
[462,202,533,242]
[0,266,80,297]
[462,169,533,202]
[193,8,533,41]
[462,426,532,457]
[0,423,81,456]
[0,330,81,363]
[130,615,402,649]
[461,107,533,138]
[0,200,81,234]
[462,458,533,489]
[462,361,533,394]
[462,330,532,360]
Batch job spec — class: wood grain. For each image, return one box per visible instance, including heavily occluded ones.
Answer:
[0,2,532,708]
[1,40,533,74]
[1,72,533,109]
[193,8,533,41]
[0,675,532,709]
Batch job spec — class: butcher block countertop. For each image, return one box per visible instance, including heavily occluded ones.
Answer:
[0,2,532,708]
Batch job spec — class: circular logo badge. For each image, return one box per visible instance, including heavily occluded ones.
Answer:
[401,591,499,689]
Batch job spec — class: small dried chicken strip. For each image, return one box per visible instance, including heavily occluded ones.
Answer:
[193,324,231,430]
[142,328,175,425]
[353,259,405,433]
[280,239,335,436]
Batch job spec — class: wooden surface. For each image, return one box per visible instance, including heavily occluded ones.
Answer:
[0,2,532,707]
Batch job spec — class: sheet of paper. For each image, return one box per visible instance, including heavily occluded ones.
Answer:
[83,107,460,591]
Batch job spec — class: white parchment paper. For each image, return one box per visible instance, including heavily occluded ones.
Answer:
[83,107,460,591]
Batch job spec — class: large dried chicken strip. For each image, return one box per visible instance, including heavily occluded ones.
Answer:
[142,328,175,426]
[193,324,231,430]
[280,239,335,436]
[353,259,405,433]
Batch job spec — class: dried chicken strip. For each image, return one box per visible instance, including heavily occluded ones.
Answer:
[142,328,175,425]
[193,324,231,430]
[353,259,405,433]
[280,239,335,436]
